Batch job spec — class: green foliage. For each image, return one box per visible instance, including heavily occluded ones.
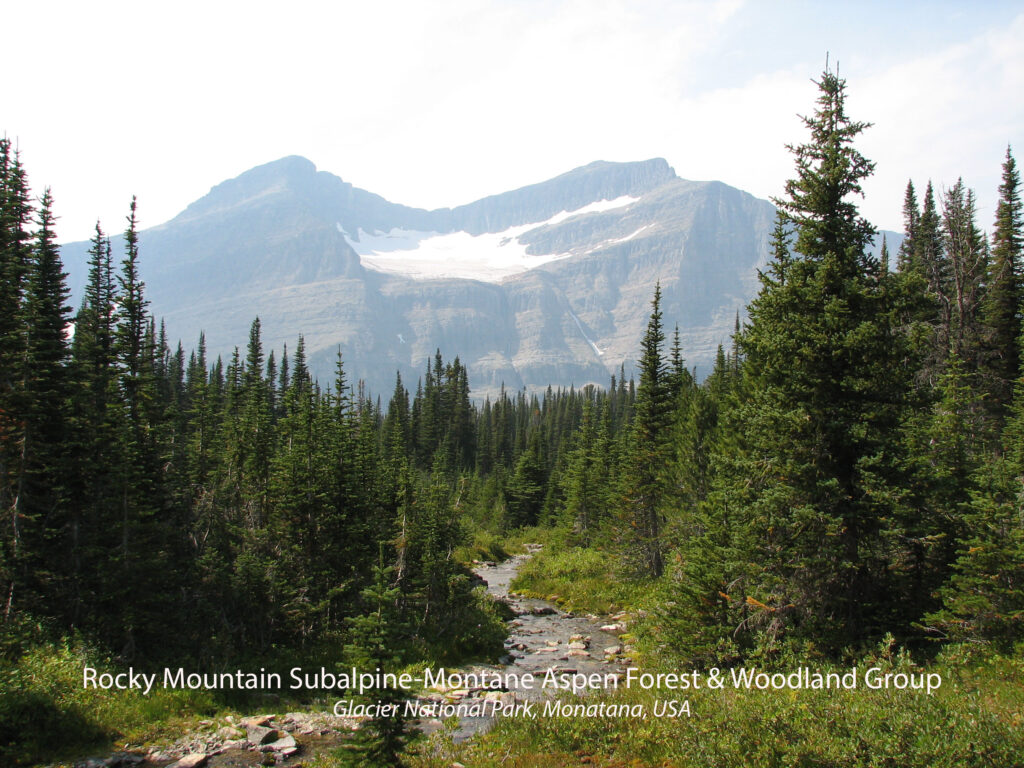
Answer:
[454,528,513,564]
[706,67,917,652]
[0,629,218,766]
[984,147,1023,419]
[412,648,1024,768]
[341,552,417,767]
[619,283,674,578]
[510,546,648,615]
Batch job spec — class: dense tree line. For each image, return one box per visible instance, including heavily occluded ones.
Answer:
[0,142,639,665]
[643,72,1024,660]
[2,66,1020,682]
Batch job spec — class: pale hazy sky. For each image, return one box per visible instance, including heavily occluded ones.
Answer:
[3,0,1023,243]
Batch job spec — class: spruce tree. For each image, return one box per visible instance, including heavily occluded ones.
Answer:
[734,67,913,650]
[897,181,919,273]
[941,180,989,370]
[17,190,72,613]
[621,283,673,578]
[983,147,1023,421]
[343,548,415,766]
[0,141,32,619]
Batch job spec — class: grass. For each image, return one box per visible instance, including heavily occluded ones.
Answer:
[509,544,653,616]
[0,640,223,767]
[455,527,518,564]
[407,647,1024,767]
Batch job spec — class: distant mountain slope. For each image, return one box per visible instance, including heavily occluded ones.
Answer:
[60,157,895,399]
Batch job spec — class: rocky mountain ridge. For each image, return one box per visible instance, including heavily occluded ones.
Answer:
[59,156,872,399]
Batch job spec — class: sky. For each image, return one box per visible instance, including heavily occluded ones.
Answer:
[3,0,1023,243]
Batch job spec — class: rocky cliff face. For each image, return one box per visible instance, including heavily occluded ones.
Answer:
[60,156,845,399]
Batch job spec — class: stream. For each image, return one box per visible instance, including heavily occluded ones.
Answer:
[431,544,631,740]
[78,546,630,767]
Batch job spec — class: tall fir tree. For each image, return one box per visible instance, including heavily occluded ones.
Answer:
[621,283,673,578]
[0,140,32,620]
[16,190,72,614]
[983,147,1023,422]
[732,67,914,650]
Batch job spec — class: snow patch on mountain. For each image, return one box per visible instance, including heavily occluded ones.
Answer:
[344,196,638,283]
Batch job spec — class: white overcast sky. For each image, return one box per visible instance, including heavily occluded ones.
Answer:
[3,0,1023,243]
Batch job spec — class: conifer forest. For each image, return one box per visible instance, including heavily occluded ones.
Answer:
[2,69,1024,766]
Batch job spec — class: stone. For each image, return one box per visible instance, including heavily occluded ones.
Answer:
[568,641,587,650]
[600,622,626,634]
[168,755,208,768]
[109,755,145,767]
[604,645,623,656]
[531,606,556,616]
[247,724,278,745]
[268,733,298,751]
[483,691,515,705]
[567,649,590,657]
[241,714,275,728]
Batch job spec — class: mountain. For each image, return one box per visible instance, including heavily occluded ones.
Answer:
[60,156,883,399]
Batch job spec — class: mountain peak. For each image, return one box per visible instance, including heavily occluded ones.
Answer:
[173,155,320,223]
[447,158,677,235]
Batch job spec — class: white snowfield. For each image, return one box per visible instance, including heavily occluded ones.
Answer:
[340,196,638,283]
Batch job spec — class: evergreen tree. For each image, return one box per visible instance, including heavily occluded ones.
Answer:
[897,181,919,273]
[732,67,913,650]
[621,283,673,578]
[16,190,72,613]
[941,179,989,370]
[983,147,1023,421]
[0,140,32,620]
[505,428,546,529]
[342,548,415,766]
[561,397,607,545]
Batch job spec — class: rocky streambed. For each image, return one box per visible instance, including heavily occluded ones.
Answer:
[393,544,635,741]
[70,545,635,768]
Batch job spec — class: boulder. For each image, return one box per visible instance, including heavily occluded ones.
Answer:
[168,755,208,768]
[246,724,278,745]
[240,714,275,728]
[268,733,298,751]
